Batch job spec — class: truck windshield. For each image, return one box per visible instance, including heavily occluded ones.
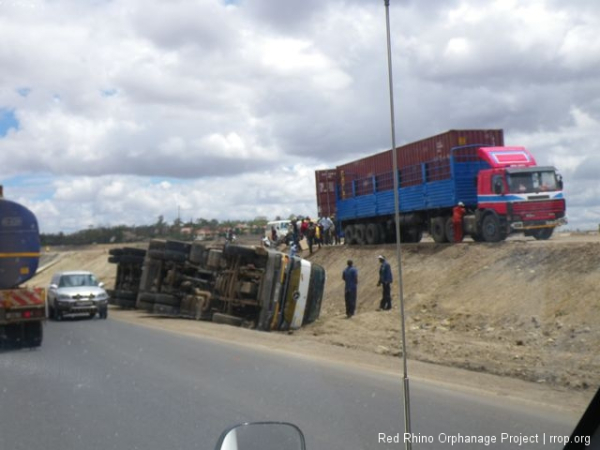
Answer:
[507,170,558,193]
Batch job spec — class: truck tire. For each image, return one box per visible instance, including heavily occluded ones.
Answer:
[24,322,43,348]
[118,255,145,264]
[153,303,178,315]
[212,313,243,327]
[122,247,147,257]
[445,217,455,243]
[154,293,181,307]
[531,228,554,240]
[136,292,157,310]
[115,290,137,301]
[137,301,154,311]
[108,256,121,264]
[344,225,355,245]
[116,298,136,309]
[481,214,503,242]
[109,248,124,256]
[401,226,422,243]
[430,217,448,243]
[365,223,381,245]
[354,224,366,245]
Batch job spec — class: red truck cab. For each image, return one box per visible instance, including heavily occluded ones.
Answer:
[475,147,566,241]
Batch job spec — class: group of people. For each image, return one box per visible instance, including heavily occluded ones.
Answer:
[289,216,340,254]
[342,255,393,319]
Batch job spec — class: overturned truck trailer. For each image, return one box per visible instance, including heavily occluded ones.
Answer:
[109,240,326,331]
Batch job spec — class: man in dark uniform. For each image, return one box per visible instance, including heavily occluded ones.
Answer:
[377,255,393,310]
[342,259,358,318]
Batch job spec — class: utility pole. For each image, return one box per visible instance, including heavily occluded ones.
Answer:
[383,1,412,448]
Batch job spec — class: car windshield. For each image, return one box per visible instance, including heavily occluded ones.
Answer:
[58,274,98,288]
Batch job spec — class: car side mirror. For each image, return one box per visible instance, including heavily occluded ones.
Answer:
[98,282,105,288]
[49,284,58,290]
[215,422,305,450]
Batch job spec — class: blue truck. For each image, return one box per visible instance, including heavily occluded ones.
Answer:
[316,130,566,244]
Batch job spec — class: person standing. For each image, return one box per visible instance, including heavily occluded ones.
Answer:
[307,221,316,254]
[270,226,277,243]
[452,202,466,243]
[342,259,358,318]
[377,255,393,310]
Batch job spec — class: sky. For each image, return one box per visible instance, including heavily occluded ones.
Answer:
[0,0,598,233]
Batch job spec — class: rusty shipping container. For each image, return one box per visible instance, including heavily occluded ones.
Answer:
[335,129,504,193]
[319,129,504,210]
[315,169,337,218]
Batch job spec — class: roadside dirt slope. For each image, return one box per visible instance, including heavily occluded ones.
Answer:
[300,234,600,391]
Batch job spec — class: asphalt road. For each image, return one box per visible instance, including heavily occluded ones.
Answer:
[0,318,580,450]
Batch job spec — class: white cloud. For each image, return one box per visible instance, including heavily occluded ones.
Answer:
[0,0,597,232]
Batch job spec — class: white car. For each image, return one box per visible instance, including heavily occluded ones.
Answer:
[47,271,109,320]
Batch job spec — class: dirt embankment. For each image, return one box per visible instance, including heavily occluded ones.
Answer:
[300,236,600,392]
[31,236,600,397]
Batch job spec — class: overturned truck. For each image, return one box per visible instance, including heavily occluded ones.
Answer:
[108,240,326,331]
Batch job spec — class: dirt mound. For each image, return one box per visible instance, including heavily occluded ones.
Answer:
[300,237,600,391]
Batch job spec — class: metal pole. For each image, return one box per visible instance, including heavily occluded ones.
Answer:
[383,1,412,448]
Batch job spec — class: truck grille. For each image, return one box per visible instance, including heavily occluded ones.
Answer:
[512,199,565,215]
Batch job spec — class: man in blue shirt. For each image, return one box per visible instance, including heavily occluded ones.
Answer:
[342,259,358,318]
[377,255,393,310]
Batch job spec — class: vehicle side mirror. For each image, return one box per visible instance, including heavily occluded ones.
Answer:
[49,284,58,290]
[494,180,504,195]
[98,282,105,288]
[557,174,563,190]
[215,422,306,450]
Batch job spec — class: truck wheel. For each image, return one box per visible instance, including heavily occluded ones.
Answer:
[153,303,177,315]
[445,217,455,243]
[108,256,121,264]
[430,217,448,243]
[481,214,502,242]
[136,292,157,311]
[344,225,355,245]
[115,290,137,301]
[116,298,136,309]
[401,227,422,243]
[122,247,147,257]
[354,224,366,245]
[365,223,381,245]
[153,293,181,307]
[212,313,243,327]
[118,255,145,264]
[531,228,554,240]
[24,322,43,348]
[471,233,485,242]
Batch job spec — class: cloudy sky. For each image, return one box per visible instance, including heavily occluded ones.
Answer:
[0,0,598,233]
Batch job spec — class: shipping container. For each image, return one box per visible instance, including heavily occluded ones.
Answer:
[315,169,337,218]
